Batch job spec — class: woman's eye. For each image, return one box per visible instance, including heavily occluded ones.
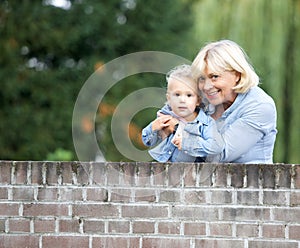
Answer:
[198,76,206,83]
[211,75,219,80]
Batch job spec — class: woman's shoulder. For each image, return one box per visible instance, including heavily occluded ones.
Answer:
[247,86,275,105]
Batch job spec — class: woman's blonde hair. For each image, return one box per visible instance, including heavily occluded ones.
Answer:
[192,40,259,93]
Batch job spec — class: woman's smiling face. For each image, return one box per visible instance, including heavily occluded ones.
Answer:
[198,67,240,109]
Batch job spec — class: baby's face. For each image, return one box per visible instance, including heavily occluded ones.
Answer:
[166,76,200,121]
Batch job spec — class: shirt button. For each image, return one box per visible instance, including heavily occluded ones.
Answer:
[168,151,172,154]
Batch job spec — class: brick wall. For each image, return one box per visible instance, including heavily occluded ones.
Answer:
[0,161,299,248]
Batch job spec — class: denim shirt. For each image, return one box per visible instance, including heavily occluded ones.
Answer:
[142,104,224,162]
[204,86,277,164]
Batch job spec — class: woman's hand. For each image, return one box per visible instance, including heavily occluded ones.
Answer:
[152,114,172,131]
[172,134,182,149]
[157,113,179,137]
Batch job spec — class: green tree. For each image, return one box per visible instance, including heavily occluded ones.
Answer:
[0,0,196,161]
[192,0,300,163]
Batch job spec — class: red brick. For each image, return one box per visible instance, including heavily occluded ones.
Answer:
[143,237,190,248]
[262,165,275,188]
[273,208,300,222]
[59,219,80,233]
[23,203,68,217]
[14,161,28,184]
[60,188,83,201]
[168,163,184,187]
[86,188,108,201]
[198,164,214,186]
[121,162,136,186]
[61,162,73,184]
[289,225,300,239]
[183,164,197,187]
[184,190,206,204]
[108,220,130,233]
[12,187,34,201]
[46,162,60,185]
[34,219,55,233]
[230,164,245,188]
[0,203,19,217]
[152,163,167,186]
[83,220,105,233]
[262,224,285,238]
[237,190,259,205]
[107,163,121,185]
[195,239,244,248]
[294,165,300,189]
[215,164,227,187]
[76,162,90,185]
[158,221,181,235]
[122,205,168,218]
[92,236,140,248]
[0,161,12,184]
[73,203,118,218]
[172,206,218,221]
[236,223,259,237]
[137,163,151,186]
[222,207,270,221]
[290,191,300,206]
[0,235,39,247]
[211,190,232,204]
[277,164,291,188]
[264,190,288,205]
[248,240,298,248]
[210,222,232,236]
[37,187,58,201]
[135,189,156,202]
[0,219,5,232]
[160,190,180,203]
[132,221,154,233]
[8,218,30,233]
[91,162,106,185]
[110,188,132,202]
[42,236,89,248]
[0,188,8,200]
[246,164,259,188]
[31,162,43,185]
[184,222,205,235]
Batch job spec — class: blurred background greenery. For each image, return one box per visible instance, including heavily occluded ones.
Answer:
[0,0,299,163]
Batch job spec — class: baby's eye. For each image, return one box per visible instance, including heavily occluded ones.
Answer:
[175,93,180,96]
[187,94,192,97]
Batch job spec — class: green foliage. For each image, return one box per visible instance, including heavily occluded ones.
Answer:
[46,148,74,161]
[192,0,300,163]
[0,0,196,161]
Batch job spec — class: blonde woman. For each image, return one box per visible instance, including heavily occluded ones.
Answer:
[187,39,277,163]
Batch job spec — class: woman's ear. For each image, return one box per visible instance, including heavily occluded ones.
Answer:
[235,72,241,83]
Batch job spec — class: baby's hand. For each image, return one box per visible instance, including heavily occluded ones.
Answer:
[172,134,182,150]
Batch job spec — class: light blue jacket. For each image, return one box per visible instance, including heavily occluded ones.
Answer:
[182,86,277,164]
[142,104,224,162]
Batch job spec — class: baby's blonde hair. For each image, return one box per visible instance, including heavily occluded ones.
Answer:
[192,40,259,93]
[166,64,199,94]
